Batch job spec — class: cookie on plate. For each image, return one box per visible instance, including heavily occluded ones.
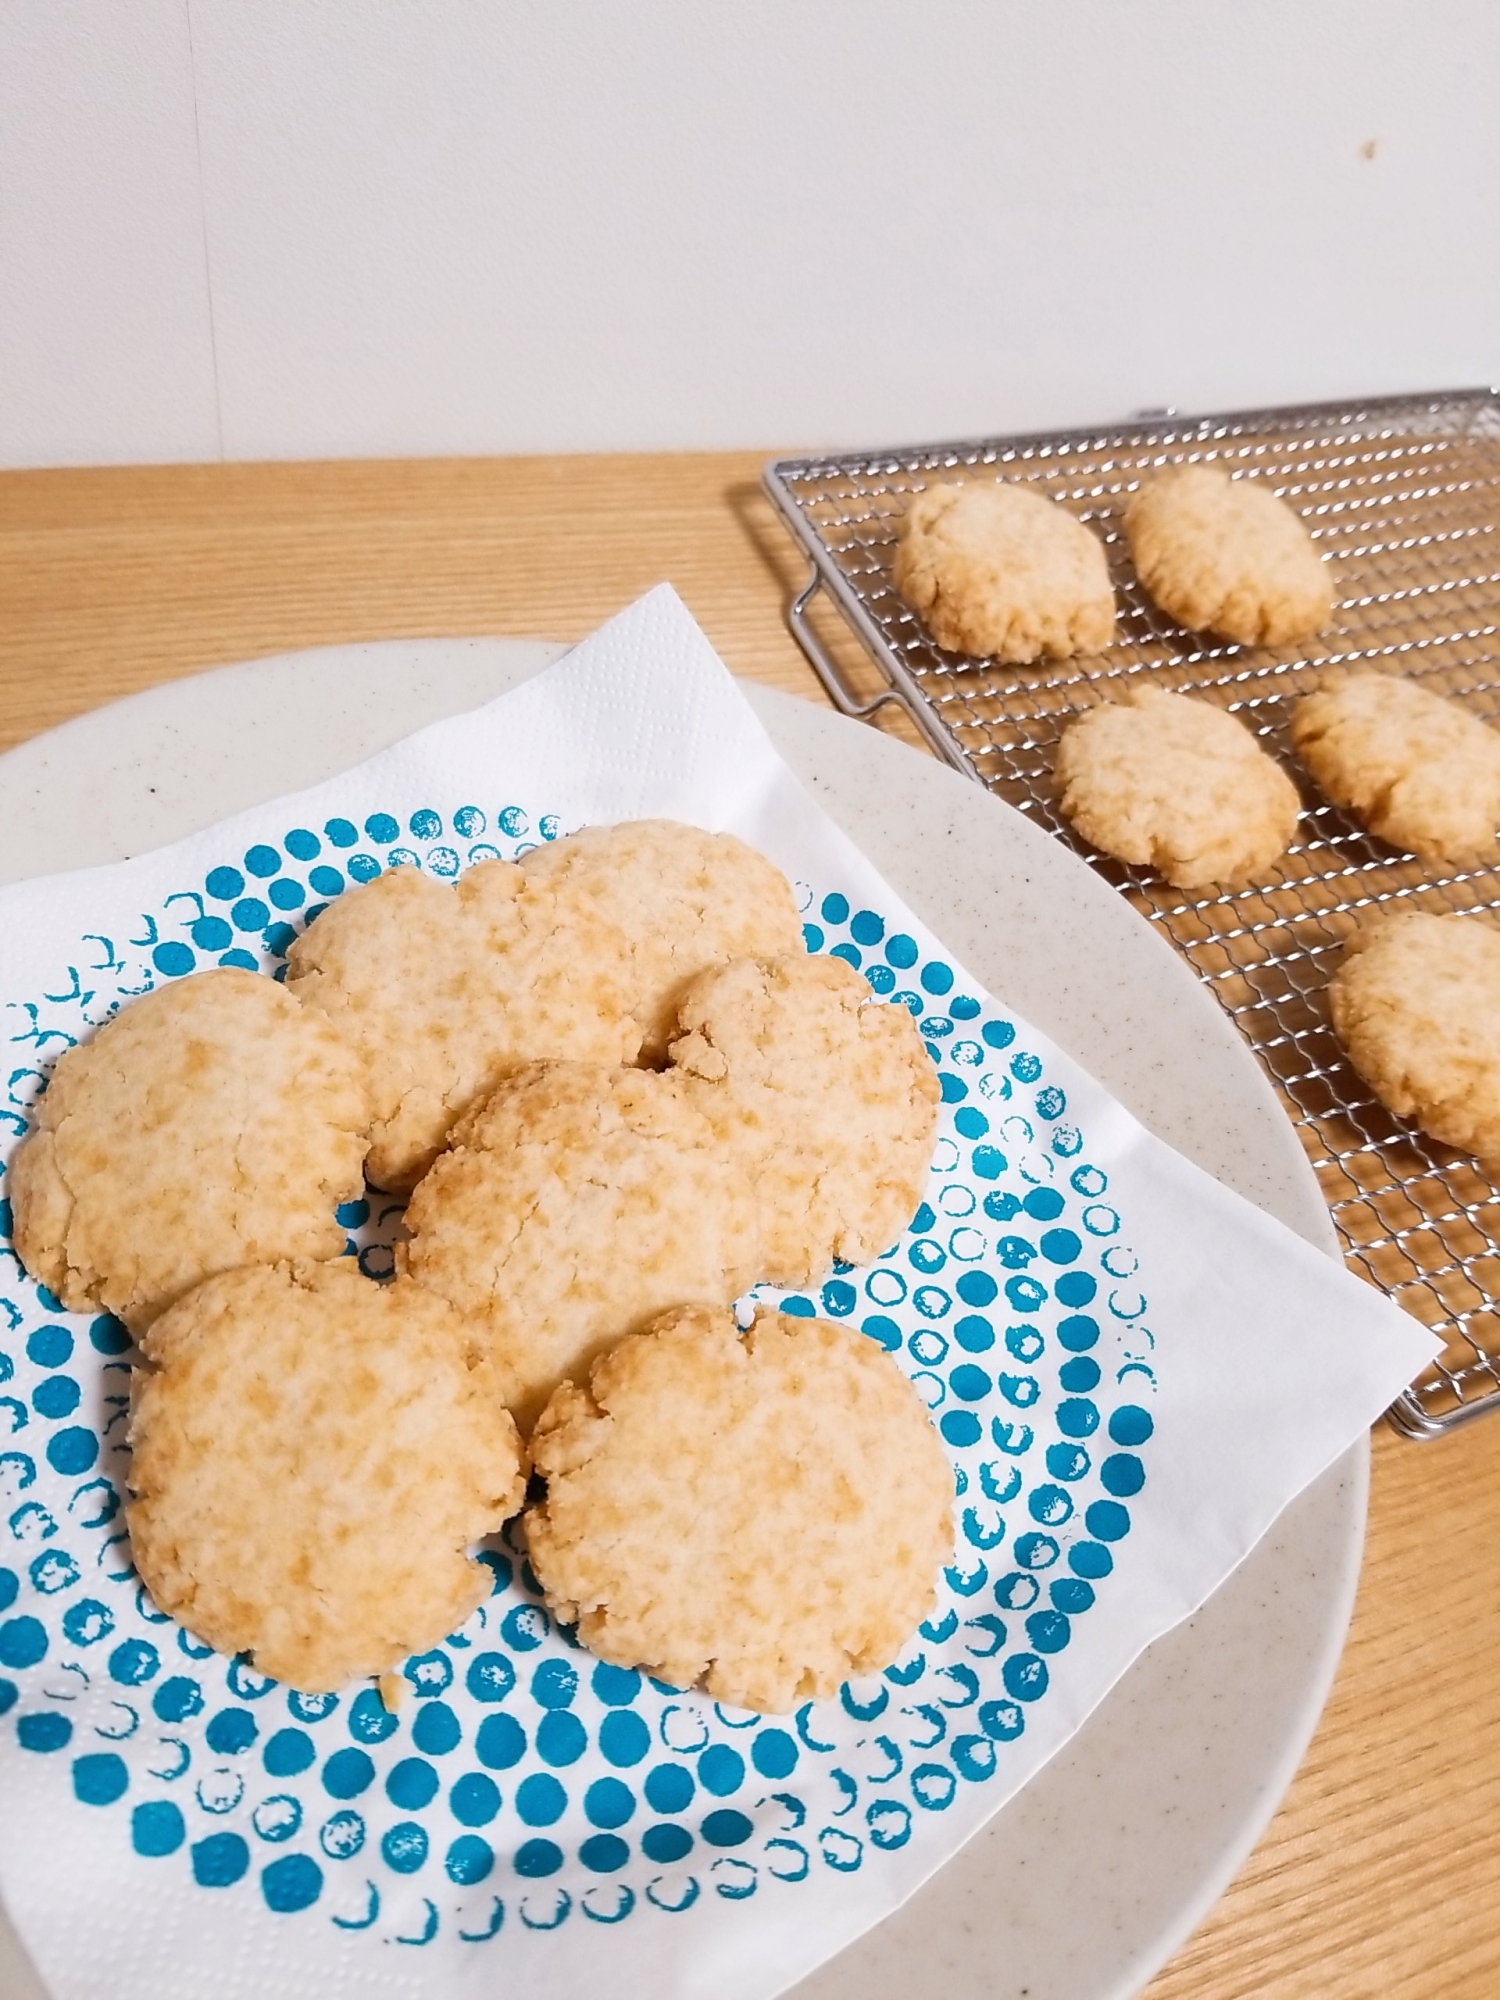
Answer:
[1125,464,1333,646]
[1290,669,1500,865]
[127,1259,527,1691]
[1328,910,1500,1165]
[518,820,806,1062]
[892,481,1115,663]
[401,1062,759,1432]
[669,953,940,1285]
[285,857,639,1193]
[10,968,369,1334]
[1054,685,1300,889]
[525,1304,954,1713]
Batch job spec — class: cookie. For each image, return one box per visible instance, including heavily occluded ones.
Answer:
[669,953,940,1285]
[1290,669,1500,865]
[1054,685,1300,889]
[127,1260,526,1691]
[892,481,1115,663]
[1329,911,1500,1164]
[285,857,640,1193]
[10,968,369,1334]
[518,821,806,1062]
[525,1304,954,1713]
[1124,464,1333,646]
[401,1062,759,1432]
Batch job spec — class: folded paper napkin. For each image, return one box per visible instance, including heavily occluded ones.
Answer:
[0,586,1436,2000]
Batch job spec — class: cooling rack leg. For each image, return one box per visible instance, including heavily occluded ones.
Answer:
[1385,1386,1491,1440]
[786,567,904,722]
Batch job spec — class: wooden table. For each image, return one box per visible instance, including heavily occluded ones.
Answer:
[1,453,1497,1999]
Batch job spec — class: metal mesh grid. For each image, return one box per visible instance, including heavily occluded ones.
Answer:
[764,387,1500,1438]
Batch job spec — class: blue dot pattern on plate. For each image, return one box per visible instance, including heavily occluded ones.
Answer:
[0,819,1152,1943]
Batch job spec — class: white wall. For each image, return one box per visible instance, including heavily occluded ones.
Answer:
[2,0,1498,468]
[1,4,218,465]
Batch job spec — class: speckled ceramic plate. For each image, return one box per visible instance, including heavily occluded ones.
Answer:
[0,639,1365,2000]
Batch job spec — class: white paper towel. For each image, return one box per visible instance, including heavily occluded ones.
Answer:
[0,586,1437,2000]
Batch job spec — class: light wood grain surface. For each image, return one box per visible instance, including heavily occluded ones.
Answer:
[1,453,1496,2000]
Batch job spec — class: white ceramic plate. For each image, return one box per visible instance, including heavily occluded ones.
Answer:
[0,640,1365,2000]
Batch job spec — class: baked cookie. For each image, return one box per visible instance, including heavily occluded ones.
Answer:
[127,1260,526,1690]
[892,481,1115,663]
[285,857,639,1193]
[1329,911,1500,1164]
[1124,464,1333,646]
[401,1062,759,1432]
[1055,686,1300,889]
[1290,669,1500,865]
[669,953,940,1285]
[518,821,805,1062]
[10,968,369,1334]
[525,1304,954,1713]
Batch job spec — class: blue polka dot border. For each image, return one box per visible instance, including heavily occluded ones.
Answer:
[0,819,1154,1946]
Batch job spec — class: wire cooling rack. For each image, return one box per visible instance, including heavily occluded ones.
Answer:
[765,386,1500,1439]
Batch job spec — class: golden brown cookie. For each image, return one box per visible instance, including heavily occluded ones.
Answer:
[518,821,806,1063]
[126,1260,527,1691]
[1054,685,1300,889]
[401,1062,759,1432]
[525,1304,954,1713]
[1290,669,1500,865]
[1329,911,1500,1164]
[10,968,369,1334]
[1124,464,1333,646]
[669,953,941,1286]
[892,481,1115,663]
[285,858,639,1193]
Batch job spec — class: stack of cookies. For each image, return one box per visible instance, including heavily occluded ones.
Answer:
[12,820,952,1712]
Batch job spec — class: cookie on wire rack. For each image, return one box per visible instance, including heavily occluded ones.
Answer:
[892,480,1116,664]
[1054,685,1300,890]
[1291,669,1500,866]
[126,1259,527,1692]
[10,967,370,1334]
[1329,910,1500,1168]
[524,1303,955,1714]
[1124,464,1333,647]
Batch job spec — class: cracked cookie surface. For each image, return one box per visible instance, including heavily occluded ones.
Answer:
[669,952,940,1285]
[1291,669,1500,865]
[10,967,369,1333]
[1329,911,1500,1165]
[127,1259,526,1690]
[525,1303,954,1713]
[517,820,805,1062]
[1125,464,1333,646]
[1055,685,1300,889]
[401,1060,759,1432]
[893,480,1115,663]
[285,856,639,1192]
